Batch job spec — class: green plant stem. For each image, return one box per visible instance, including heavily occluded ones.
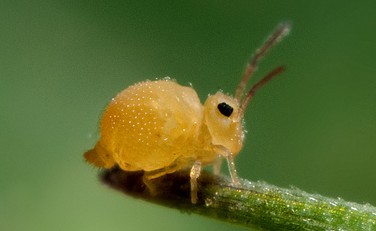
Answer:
[101,168,376,230]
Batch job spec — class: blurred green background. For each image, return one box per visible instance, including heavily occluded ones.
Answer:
[1,1,375,230]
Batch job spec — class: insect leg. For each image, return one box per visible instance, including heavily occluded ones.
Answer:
[212,158,223,176]
[226,153,241,187]
[142,164,181,196]
[142,173,158,196]
[190,160,202,204]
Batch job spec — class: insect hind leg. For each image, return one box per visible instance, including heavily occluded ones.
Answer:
[142,164,181,196]
[142,161,203,204]
[190,160,202,204]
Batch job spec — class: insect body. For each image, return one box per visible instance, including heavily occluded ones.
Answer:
[85,22,291,203]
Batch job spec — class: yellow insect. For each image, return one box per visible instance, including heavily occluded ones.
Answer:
[85,22,291,203]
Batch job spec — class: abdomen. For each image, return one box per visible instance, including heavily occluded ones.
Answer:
[93,79,203,172]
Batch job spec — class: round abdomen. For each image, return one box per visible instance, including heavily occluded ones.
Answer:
[99,79,203,172]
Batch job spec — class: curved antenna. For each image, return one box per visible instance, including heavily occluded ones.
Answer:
[238,66,285,118]
[235,22,291,102]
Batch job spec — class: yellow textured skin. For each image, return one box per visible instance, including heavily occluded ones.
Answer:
[85,79,244,177]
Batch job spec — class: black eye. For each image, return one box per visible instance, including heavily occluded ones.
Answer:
[217,102,233,117]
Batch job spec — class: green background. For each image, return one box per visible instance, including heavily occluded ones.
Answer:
[1,1,375,230]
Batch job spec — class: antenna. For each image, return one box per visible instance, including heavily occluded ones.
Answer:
[235,22,291,103]
[238,66,285,117]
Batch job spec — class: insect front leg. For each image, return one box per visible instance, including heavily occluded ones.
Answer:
[214,145,241,187]
[189,160,202,204]
[225,153,241,187]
